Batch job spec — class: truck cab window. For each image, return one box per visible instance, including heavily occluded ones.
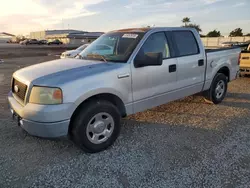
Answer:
[172,31,199,56]
[140,32,170,58]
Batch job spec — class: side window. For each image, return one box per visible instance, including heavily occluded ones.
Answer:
[172,31,199,56]
[140,32,170,58]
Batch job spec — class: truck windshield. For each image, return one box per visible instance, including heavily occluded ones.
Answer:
[78,32,145,62]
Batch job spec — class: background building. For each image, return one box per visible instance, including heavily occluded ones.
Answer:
[30,30,87,40]
[30,30,104,45]
[46,32,104,45]
[0,32,15,43]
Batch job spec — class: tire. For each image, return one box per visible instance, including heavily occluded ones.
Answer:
[203,73,228,104]
[70,100,121,153]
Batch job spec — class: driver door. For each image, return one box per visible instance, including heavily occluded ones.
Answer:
[131,32,178,113]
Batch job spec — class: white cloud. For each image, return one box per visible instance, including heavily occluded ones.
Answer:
[0,0,106,34]
[202,0,225,4]
[233,2,245,7]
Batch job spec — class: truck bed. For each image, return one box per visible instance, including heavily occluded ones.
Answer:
[205,46,240,53]
[205,46,241,82]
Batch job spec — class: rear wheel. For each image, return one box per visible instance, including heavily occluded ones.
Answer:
[70,100,121,153]
[204,73,228,104]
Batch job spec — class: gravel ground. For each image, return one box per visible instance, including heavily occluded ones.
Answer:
[0,48,250,187]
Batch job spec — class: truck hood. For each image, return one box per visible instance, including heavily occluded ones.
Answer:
[14,58,121,86]
[63,50,80,56]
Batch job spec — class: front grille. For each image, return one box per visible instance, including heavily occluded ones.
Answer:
[12,78,27,102]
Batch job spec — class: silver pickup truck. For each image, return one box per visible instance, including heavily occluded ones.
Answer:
[8,27,240,152]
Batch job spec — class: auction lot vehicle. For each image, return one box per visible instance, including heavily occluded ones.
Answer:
[47,39,63,45]
[240,44,250,75]
[220,41,239,47]
[39,40,48,45]
[20,39,40,45]
[60,44,89,59]
[8,27,240,153]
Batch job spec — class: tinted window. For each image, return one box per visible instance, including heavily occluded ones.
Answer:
[96,45,111,50]
[172,31,199,56]
[140,32,170,58]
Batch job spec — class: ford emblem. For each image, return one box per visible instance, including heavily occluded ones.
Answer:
[14,85,19,93]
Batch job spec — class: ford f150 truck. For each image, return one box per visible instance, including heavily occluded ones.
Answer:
[8,27,240,153]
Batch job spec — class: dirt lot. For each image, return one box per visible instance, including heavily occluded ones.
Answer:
[0,45,250,187]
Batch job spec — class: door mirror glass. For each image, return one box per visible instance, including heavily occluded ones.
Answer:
[134,52,163,68]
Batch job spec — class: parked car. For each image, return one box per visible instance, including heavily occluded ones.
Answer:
[20,39,40,45]
[236,40,250,50]
[8,27,240,153]
[19,40,26,45]
[39,40,48,45]
[220,41,239,47]
[240,44,250,76]
[47,39,63,45]
[60,44,90,59]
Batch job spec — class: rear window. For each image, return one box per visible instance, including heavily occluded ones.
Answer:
[172,31,199,56]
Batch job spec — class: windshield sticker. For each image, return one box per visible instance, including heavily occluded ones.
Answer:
[122,34,138,39]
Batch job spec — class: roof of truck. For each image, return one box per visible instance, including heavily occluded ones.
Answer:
[111,27,196,33]
[112,28,151,33]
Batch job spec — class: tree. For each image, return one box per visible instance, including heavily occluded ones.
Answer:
[181,17,202,33]
[182,17,190,26]
[245,33,250,36]
[207,29,221,37]
[186,23,202,33]
[229,28,243,37]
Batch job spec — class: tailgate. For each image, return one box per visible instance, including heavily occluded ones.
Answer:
[240,51,250,68]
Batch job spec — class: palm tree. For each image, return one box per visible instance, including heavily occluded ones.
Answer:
[182,17,190,26]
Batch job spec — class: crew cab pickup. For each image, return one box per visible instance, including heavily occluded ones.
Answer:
[8,27,240,153]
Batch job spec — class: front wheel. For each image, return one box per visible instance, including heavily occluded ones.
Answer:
[70,100,121,153]
[203,73,228,104]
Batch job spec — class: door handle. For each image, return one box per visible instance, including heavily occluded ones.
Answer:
[117,73,130,79]
[198,59,204,66]
[169,64,176,73]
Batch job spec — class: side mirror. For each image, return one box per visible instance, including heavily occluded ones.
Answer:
[134,52,163,68]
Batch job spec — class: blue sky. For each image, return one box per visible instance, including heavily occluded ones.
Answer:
[1,0,250,35]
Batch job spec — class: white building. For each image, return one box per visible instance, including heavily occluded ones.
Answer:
[46,32,104,45]
[30,30,86,40]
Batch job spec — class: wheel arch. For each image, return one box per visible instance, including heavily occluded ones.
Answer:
[68,92,127,134]
[217,66,230,81]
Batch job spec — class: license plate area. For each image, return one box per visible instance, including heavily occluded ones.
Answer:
[10,108,23,126]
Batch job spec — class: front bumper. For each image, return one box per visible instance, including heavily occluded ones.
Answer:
[18,118,70,138]
[8,91,73,138]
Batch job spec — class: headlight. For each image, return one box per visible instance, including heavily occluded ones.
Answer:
[29,86,62,104]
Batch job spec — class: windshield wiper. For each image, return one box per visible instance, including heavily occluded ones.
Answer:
[87,54,107,62]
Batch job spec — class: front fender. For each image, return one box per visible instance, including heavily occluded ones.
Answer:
[74,88,126,108]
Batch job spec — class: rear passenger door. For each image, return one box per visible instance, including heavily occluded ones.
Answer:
[171,30,205,93]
